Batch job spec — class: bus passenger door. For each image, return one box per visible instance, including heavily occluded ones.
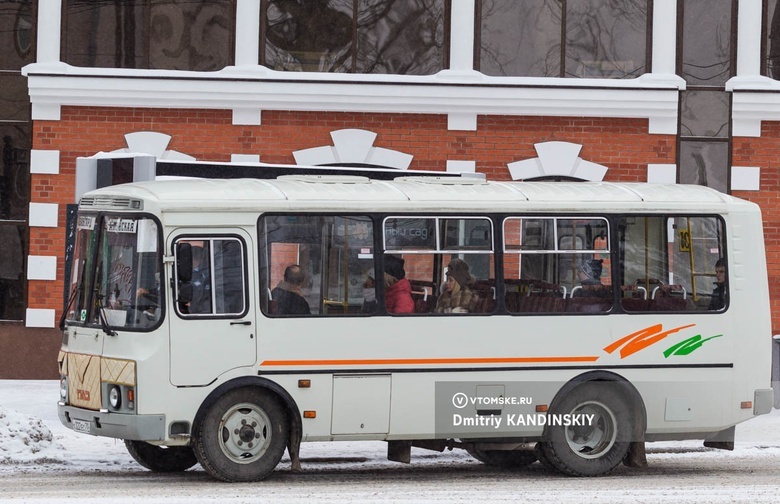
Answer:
[168,231,257,386]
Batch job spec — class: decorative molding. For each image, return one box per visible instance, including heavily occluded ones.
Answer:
[293,129,413,169]
[507,141,608,181]
[731,166,760,191]
[448,113,477,131]
[647,164,678,184]
[22,66,683,136]
[30,150,60,175]
[109,131,195,160]
[446,160,476,174]
[25,308,55,328]
[28,203,59,228]
[27,255,57,281]
[231,154,261,163]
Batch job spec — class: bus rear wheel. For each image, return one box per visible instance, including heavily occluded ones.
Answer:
[124,440,198,472]
[539,382,632,477]
[193,388,288,482]
[467,447,537,468]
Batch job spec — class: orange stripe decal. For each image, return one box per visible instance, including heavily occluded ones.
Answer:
[260,356,600,367]
[604,323,696,359]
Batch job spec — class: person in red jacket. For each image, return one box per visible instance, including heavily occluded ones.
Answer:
[383,255,414,314]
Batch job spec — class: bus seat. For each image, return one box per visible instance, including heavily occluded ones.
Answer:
[471,280,496,313]
[410,280,437,314]
[649,285,688,312]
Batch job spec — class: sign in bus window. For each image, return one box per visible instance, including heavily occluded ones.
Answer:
[384,218,436,251]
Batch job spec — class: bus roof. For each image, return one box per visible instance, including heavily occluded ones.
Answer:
[79,176,747,213]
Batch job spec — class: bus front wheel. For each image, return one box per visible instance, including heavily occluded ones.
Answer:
[124,440,198,472]
[193,387,289,482]
[539,382,632,477]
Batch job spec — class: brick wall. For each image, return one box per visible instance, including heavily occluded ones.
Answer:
[733,122,780,335]
[30,106,675,320]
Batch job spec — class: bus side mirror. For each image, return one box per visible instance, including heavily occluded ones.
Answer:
[176,242,193,282]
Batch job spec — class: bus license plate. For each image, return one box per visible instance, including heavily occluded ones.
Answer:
[72,419,91,434]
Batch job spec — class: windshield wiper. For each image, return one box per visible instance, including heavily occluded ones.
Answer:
[94,291,118,337]
[59,285,81,331]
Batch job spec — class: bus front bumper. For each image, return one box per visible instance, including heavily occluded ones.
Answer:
[58,403,166,441]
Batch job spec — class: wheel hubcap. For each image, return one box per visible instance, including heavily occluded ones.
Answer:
[218,402,272,464]
[565,400,617,459]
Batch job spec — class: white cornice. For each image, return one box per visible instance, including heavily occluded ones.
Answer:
[728,76,780,137]
[23,64,684,134]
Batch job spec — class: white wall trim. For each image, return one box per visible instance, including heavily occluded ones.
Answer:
[22,66,682,135]
[231,154,261,163]
[293,129,413,169]
[27,255,57,281]
[30,149,61,175]
[731,166,761,191]
[25,308,55,328]
[647,163,678,184]
[446,160,476,174]
[507,141,608,181]
[28,203,59,228]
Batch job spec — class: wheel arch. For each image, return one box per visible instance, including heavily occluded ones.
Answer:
[547,370,647,442]
[192,376,303,471]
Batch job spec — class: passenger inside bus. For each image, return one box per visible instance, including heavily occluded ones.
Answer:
[435,258,476,314]
[384,255,414,314]
[573,259,609,298]
[361,270,377,314]
[271,264,311,315]
[188,245,212,314]
[708,258,728,311]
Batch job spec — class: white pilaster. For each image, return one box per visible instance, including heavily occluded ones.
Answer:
[36,0,62,64]
[736,0,762,76]
[448,0,476,72]
[235,0,261,66]
[652,0,677,75]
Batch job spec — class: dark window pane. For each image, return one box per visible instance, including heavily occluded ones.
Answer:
[479,0,561,77]
[0,0,35,71]
[679,141,729,193]
[767,0,780,78]
[264,0,354,72]
[1,123,30,221]
[0,72,30,122]
[64,0,145,68]
[149,0,233,71]
[0,223,26,321]
[681,0,733,86]
[564,0,647,78]
[680,90,730,138]
[355,0,446,75]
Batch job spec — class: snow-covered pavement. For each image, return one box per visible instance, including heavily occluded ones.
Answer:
[1,380,780,503]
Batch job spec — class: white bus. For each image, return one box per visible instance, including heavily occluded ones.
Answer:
[58,174,774,481]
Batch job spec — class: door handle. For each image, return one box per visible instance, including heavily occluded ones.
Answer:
[230,320,251,326]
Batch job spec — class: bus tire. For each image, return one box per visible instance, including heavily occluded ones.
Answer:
[539,382,632,477]
[193,387,288,482]
[467,447,537,468]
[124,440,198,472]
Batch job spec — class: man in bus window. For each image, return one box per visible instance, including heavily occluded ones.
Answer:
[271,264,311,315]
[574,258,609,298]
[189,245,212,314]
[708,258,728,311]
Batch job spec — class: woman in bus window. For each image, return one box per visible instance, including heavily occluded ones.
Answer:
[384,255,414,314]
[435,258,476,314]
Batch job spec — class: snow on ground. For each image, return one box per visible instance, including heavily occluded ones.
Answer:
[1,379,780,504]
[1,380,780,471]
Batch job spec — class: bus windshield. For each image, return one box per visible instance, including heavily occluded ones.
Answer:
[65,214,162,330]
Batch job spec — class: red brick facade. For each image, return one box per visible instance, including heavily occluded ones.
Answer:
[30,107,678,323]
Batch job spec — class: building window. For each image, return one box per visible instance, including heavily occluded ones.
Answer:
[62,0,235,70]
[476,0,650,78]
[677,0,735,194]
[0,0,34,322]
[260,0,449,74]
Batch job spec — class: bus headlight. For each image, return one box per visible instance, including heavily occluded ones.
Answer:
[109,385,121,409]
